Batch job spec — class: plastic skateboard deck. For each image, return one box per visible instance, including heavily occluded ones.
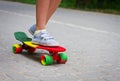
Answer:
[13,31,68,65]
[14,32,66,52]
[24,42,66,52]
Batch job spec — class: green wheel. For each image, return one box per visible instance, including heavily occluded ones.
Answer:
[40,55,54,66]
[58,52,68,64]
[12,44,22,54]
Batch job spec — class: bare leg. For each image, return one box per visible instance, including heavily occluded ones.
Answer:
[36,0,50,30]
[36,0,61,30]
[31,0,61,46]
[46,0,62,24]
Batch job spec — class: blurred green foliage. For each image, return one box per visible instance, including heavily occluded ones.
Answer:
[11,0,120,14]
[61,0,120,14]
[60,0,76,8]
[75,0,120,10]
[12,0,36,4]
[12,0,120,10]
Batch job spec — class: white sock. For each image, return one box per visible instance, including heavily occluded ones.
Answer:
[34,29,46,35]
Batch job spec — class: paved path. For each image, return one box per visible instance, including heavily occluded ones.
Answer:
[0,1,120,81]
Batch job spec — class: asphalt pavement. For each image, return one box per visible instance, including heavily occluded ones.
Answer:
[0,1,120,81]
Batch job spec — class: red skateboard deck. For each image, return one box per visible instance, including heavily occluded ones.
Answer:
[24,42,66,53]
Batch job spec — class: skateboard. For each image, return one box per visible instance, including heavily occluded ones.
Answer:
[12,31,68,65]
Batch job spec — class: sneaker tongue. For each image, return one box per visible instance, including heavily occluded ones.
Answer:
[41,31,54,40]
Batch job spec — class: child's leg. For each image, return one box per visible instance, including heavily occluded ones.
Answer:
[46,0,62,24]
[29,0,62,34]
[31,0,60,46]
[37,0,62,28]
[36,0,50,30]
